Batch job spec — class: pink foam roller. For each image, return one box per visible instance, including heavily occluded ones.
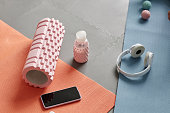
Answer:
[23,18,65,88]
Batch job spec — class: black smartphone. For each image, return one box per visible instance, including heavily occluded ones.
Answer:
[40,87,81,109]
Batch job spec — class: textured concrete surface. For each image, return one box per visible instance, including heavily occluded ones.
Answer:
[0,0,129,112]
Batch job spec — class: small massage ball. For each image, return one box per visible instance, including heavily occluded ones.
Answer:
[143,1,152,10]
[141,10,150,20]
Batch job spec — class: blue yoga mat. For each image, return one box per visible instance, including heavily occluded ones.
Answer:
[114,0,170,113]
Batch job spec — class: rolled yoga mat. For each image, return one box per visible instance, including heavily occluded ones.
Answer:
[23,18,65,88]
[114,0,170,113]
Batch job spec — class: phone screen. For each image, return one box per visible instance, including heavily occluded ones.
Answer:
[41,87,81,108]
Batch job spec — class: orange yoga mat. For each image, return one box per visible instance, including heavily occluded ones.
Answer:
[0,20,116,113]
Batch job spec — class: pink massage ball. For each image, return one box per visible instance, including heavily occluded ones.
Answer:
[141,10,150,20]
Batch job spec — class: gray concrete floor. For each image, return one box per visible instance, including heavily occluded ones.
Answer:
[0,0,129,112]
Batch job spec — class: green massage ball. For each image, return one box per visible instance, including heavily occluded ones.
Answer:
[143,1,152,10]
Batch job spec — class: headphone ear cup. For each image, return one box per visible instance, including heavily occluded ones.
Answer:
[144,52,149,67]
[130,44,145,58]
[144,51,154,67]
